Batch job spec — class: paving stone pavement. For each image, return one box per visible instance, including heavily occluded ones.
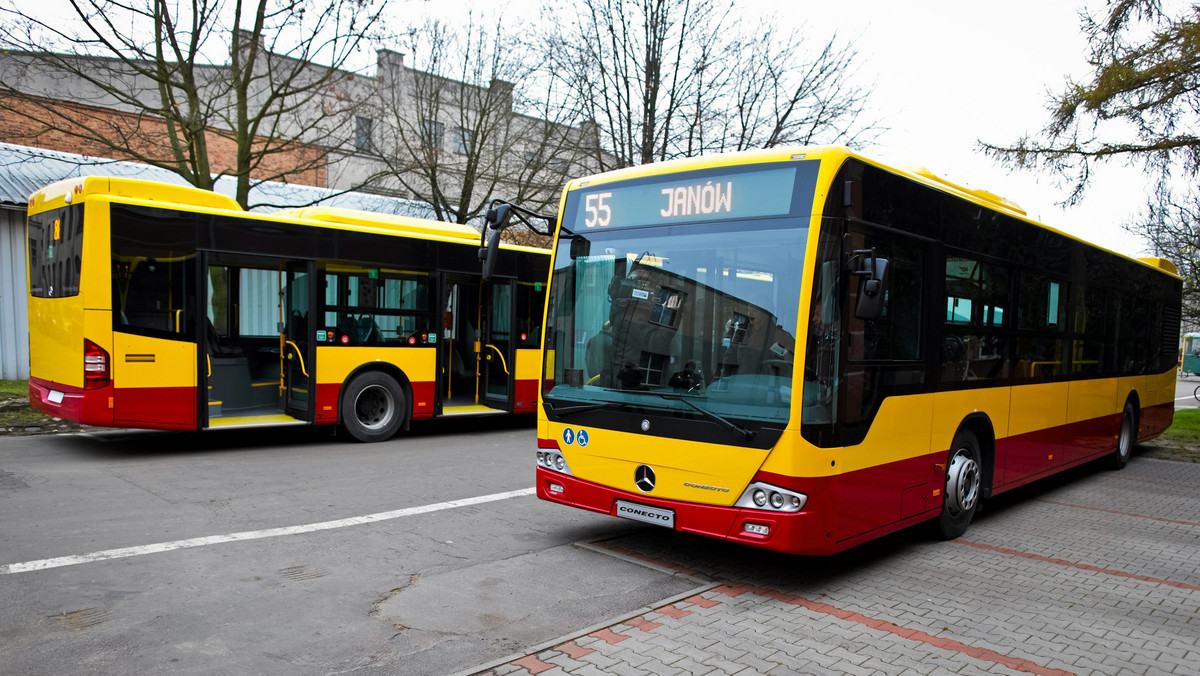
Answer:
[465,454,1200,676]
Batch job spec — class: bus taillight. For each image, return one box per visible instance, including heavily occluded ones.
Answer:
[83,339,110,389]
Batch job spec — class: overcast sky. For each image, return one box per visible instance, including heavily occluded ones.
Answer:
[402,0,1156,257]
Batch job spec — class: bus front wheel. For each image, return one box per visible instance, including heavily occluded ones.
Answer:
[340,372,406,442]
[936,429,982,540]
[1109,401,1137,470]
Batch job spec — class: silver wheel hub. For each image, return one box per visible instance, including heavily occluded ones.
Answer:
[1119,412,1135,458]
[354,384,394,430]
[945,449,980,517]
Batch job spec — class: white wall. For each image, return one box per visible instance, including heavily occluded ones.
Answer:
[0,207,29,380]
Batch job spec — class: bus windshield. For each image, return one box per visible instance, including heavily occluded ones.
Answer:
[544,217,808,428]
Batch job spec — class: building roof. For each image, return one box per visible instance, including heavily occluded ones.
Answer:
[0,142,441,221]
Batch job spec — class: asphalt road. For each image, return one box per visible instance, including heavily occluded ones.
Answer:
[2,408,1196,675]
[0,417,699,675]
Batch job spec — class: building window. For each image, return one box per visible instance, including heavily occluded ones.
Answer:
[422,120,444,149]
[355,117,373,152]
[451,127,473,155]
[649,287,684,327]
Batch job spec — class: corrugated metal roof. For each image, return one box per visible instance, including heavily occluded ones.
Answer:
[0,142,443,222]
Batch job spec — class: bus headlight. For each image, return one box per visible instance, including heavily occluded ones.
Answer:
[735,481,806,513]
[536,450,574,476]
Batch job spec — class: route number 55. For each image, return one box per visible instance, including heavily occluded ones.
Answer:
[585,192,613,228]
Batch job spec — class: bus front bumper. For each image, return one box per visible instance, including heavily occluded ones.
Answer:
[535,466,839,555]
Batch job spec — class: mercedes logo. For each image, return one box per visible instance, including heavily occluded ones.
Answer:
[640,419,650,432]
[634,464,656,492]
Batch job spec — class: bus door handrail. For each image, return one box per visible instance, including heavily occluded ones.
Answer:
[284,340,309,377]
[484,344,509,375]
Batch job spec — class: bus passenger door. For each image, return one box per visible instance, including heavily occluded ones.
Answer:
[111,252,198,430]
[283,261,315,420]
[481,280,515,411]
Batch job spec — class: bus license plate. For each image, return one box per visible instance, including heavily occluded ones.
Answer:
[47,390,64,404]
[615,500,675,528]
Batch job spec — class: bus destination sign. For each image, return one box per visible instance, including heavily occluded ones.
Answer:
[574,165,800,229]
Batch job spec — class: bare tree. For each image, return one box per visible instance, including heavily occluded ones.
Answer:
[1127,189,1200,329]
[363,19,591,227]
[0,0,383,208]
[541,0,879,171]
[981,1,1200,204]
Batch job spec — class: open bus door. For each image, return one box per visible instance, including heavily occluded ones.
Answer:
[439,274,513,416]
[480,279,515,411]
[201,254,314,429]
[282,261,315,420]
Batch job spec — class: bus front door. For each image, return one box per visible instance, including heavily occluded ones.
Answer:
[282,261,315,420]
[480,279,515,411]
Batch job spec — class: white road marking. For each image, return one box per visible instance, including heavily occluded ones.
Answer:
[1,487,535,575]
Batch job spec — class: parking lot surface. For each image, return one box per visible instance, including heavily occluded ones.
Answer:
[475,454,1199,676]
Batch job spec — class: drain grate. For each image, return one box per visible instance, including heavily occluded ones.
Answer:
[55,608,110,630]
[279,565,329,581]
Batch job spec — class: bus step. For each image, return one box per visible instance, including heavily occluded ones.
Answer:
[441,405,505,417]
[207,413,306,429]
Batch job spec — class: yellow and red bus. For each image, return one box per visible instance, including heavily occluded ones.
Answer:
[531,146,1181,554]
[26,177,548,441]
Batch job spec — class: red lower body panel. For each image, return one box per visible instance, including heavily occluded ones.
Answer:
[536,466,937,556]
[537,401,1172,555]
[30,377,113,427]
[514,379,538,413]
[30,377,196,431]
[315,379,437,424]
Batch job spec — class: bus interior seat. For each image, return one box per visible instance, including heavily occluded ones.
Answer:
[207,319,244,358]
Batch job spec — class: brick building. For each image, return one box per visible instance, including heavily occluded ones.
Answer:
[0,43,602,213]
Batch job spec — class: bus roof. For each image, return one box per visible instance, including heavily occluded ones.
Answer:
[28,175,551,255]
[278,206,480,241]
[562,145,1176,278]
[29,176,241,213]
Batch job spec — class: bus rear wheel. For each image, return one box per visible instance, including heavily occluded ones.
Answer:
[1109,401,1137,470]
[340,372,405,442]
[936,429,981,540]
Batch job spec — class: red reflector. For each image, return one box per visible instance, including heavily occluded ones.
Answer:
[537,438,560,450]
[83,339,110,389]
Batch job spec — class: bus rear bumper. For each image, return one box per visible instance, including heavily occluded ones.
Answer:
[29,377,114,427]
[536,466,839,555]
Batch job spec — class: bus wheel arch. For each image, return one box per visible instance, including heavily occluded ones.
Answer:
[935,416,992,540]
[338,366,412,442]
[1110,393,1140,470]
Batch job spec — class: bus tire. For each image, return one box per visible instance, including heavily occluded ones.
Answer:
[936,429,982,540]
[340,372,406,442]
[1109,401,1137,470]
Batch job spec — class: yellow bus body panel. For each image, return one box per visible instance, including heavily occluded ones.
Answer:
[514,348,541,382]
[315,347,436,386]
[112,332,196,388]
[553,422,769,506]
[27,295,86,387]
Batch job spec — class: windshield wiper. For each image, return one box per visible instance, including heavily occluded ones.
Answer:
[546,401,609,418]
[657,393,756,442]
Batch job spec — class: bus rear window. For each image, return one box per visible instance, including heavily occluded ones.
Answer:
[28,205,85,298]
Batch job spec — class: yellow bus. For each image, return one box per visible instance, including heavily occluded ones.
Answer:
[26,177,548,441]
[527,145,1181,554]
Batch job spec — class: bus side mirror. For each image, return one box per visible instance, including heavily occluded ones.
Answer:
[854,256,889,320]
[480,205,513,280]
[569,236,590,259]
[481,228,504,281]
